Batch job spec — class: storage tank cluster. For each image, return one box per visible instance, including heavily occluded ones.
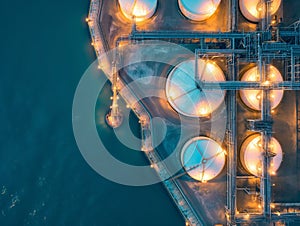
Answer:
[168,60,284,180]
[118,0,282,23]
[118,0,222,22]
[238,64,284,177]
[116,0,284,181]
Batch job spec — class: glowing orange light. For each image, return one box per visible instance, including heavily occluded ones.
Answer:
[249,165,256,171]
[262,80,270,86]
[271,171,276,175]
[199,107,209,116]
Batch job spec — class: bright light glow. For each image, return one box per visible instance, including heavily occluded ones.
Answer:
[133,6,147,18]
[249,75,257,81]
[206,62,216,72]
[208,5,217,14]
[240,65,284,111]
[118,0,158,22]
[244,213,250,219]
[249,165,256,171]
[240,135,283,176]
[262,80,270,86]
[271,171,276,175]
[198,107,209,116]
[239,0,282,22]
[256,141,262,147]
[169,89,178,99]
[256,93,261,100]
[250,94,256,101]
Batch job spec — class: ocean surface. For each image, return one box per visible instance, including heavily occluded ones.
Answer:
[0,0,184,225]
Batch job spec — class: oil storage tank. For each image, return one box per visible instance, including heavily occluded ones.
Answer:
[181,137,226,182]
[239,65,284,111]
[239,0,281,22]
[118,0,158,22]
[240,134,283,177]
[178,0,221,21]
[166,59,225,117]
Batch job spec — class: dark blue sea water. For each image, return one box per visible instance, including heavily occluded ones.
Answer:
[0,0,184,225]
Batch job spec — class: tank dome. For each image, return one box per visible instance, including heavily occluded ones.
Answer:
[118,0,157,22]
[240,134,283,177]
[181,137,226,182]
[239,65,284,111]
[178,0,221,21]
[166,59,225,117]
[239,0,281,22]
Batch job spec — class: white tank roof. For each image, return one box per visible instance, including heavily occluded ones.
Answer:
[178,0,221,21]
[240,65,284,111]
[166,59,225,117]
[240,134,283,177]
[239,0,281,22]
[118,0,157,22]
[181,137,226,182]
